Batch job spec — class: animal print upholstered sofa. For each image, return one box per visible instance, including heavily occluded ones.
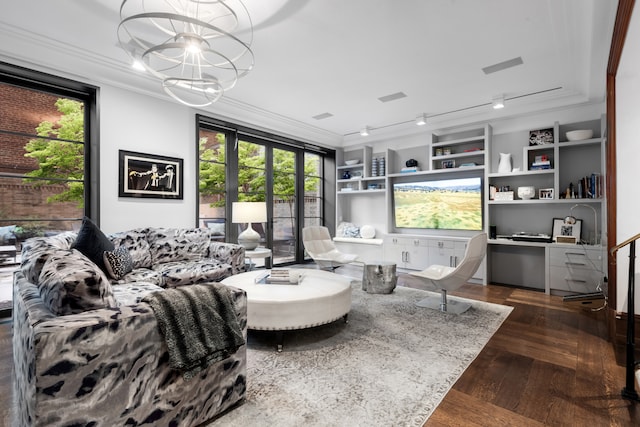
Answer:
[12,222,248,426]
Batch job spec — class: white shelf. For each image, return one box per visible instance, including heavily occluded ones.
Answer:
[488,169,555,178]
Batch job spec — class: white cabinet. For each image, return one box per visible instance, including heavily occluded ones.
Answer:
[548,246,604,293]
[384,236,430,270]
[383,235,485,283]
[427,239,466,267]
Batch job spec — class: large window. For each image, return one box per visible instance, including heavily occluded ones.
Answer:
[0,62,98,313]
[0,66,97,235]
[197,115,332,266]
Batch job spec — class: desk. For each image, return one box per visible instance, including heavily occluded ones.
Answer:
[245,247,272,270]
[487,239,604,295]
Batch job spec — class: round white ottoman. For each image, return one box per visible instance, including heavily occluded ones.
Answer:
[221,269,352,351]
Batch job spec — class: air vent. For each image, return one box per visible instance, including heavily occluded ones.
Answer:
[378,92,407,103]
[312,112,333,120]
[482,57,524,74]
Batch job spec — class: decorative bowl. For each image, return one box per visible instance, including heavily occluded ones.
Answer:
[566,129,593,141]
[344,159,359,166]
[517,186,536,200]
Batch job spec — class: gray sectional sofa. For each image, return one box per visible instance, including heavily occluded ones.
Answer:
[12,223,248,426]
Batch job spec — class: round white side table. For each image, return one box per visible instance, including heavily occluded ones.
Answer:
[245,247,272,270]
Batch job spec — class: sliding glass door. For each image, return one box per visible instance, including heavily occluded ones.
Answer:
[197,115,332,267]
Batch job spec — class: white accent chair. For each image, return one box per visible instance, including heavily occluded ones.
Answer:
[302,226,359,271]
[409,232,487,314]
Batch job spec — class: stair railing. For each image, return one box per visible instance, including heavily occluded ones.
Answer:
[611,232,640,401]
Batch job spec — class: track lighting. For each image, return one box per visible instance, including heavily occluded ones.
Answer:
[492,95,505,109]
[415,114,427,126]
[360,126,370,136]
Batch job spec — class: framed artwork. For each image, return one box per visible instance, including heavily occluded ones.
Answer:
[441,159,455,169]
[529,128,554,146]
[119,150,183,199]
[538,188,554,199]
[552,217,582,242]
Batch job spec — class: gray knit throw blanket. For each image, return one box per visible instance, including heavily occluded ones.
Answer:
[143,283,245,380]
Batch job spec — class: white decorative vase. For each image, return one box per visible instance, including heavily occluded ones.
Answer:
[498,153,512,173]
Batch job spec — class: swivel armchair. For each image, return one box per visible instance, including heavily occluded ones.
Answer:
[409,232,487,314]
[302,226,359,271]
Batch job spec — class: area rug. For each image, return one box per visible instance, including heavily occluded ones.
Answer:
[208,282,513,427]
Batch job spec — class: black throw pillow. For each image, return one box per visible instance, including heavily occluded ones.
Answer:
[71,217,114,273]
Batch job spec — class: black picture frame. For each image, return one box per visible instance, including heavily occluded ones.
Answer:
[552,217,582,242]
[119,150,183,199]
[529,128,554,146]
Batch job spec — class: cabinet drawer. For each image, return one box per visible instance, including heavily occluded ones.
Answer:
[549,266,600,292]
[549,248,602,268]
[385,236,426,247]
[427,239,454,249]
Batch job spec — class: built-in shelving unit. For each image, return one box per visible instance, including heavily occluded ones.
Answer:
[334,116,606,294]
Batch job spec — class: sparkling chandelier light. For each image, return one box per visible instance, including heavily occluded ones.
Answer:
[118,0,254,107]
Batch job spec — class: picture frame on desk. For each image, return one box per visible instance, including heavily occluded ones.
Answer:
[552,218,582,243]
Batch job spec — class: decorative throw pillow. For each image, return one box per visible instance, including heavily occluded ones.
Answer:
[38,249,116,315]
[337,221,360,238]
[71,216,114,273]
[103,246,134,280]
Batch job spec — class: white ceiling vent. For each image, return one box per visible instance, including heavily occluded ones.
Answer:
[312,112,334,120]
[378,92,407,103]
[482,57,524,74]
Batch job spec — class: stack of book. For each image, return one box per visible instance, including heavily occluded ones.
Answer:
[531,155,551,170]
[400,167,420,173]
[254,269,299,285]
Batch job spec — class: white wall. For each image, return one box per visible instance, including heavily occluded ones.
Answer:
[615,7,640,314]
[99,85,196,234]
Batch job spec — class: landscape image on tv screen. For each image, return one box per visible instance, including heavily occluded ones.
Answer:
[393,177,482,230]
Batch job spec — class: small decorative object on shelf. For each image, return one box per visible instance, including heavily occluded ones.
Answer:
[435,148,443,156]
[379,157,385,176]
[498,152,512,173]
[342,170,351,179]
[531,154,551,170]
[529,128,554,145]
[443,147,452,155]
[494,191,514,201]
[517,186,535,200]
[371,157,378,177]
[539,188,554,199]
[441,160,455,169]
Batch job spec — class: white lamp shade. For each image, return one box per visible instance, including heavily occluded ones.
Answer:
[232,202,267,223]
[232,202,267,250]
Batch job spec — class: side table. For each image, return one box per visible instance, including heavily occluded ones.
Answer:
[362,261,397,294]
[245,247,272,270]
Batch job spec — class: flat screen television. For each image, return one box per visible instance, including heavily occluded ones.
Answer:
[393,176,482,230]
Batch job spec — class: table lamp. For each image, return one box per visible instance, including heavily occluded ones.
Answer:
[232,202,267,250]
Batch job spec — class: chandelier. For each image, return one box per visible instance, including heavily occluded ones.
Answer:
[118,0,254,107]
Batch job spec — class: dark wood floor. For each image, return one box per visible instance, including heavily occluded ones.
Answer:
[426,284,640,426]
[1,283,638,426]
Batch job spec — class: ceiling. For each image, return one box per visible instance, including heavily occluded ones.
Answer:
[0,0,618,147]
